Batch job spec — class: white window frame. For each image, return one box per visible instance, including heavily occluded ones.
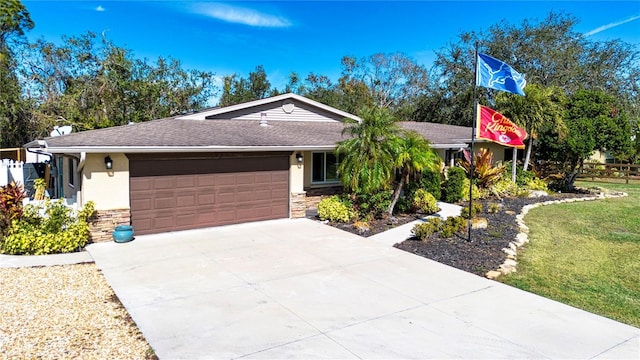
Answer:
[311,151,341,184]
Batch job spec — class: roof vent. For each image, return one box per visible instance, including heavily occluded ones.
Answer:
[260,112,268,126]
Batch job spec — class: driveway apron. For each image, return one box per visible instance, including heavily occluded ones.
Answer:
[86,218,639,359]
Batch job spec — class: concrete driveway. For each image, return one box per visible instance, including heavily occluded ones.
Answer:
[86,219,639,359]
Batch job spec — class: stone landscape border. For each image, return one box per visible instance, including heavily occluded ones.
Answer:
[485,188,629,280]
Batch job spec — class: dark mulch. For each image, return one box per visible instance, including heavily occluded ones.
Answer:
[323,190,595,277]
[395,191,594,276]
[323,214,418,237]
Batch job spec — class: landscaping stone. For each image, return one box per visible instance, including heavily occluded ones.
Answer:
[471,217,488,229]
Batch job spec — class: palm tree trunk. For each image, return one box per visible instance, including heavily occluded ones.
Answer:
[387,173,407,217]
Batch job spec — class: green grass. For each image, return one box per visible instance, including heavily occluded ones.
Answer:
[500,180,640,328]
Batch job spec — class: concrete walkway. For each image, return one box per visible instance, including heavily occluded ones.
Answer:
[82,218,639,359]
[0,250,92,268]
[370,201,463,246]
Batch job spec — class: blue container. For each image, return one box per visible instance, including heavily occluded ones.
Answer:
[113,225,134,243]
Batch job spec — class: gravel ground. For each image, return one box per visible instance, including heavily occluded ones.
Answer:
[0,263,155,359]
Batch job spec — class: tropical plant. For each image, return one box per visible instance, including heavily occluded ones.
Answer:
[387,130,441,216]
[336,106,400,195]
[457,148,505,188]
[0,181,26,236]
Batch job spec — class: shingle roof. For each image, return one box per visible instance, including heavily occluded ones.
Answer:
[35,117,474,152]
[399,121,472,147]
[41,117,350,149]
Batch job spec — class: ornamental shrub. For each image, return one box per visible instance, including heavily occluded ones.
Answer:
[490,179,520,197]
[525,178,549,192]
[461,203,483,219]
[461,178,483,201]
[417,169,442,200]
[1,200,95,255]
[412,189,439,215]
[354,190,391,219]
[504,162,535,186]
[318,196,354,223]
[0,182,26,237]
[443,167,465,203]
[411,218,443,241]
[441,216,467,238]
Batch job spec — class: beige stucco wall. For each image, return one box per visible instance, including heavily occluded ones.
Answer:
[474,142,509,164]
[289,152,305,193]
[81,153,130,210]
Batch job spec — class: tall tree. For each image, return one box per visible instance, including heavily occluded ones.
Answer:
[495,84,566,170]
[339,53,429,117]
[218,65,272,106]
[0,0,35,148]
[536,89,632,190]
[21,32,216,131]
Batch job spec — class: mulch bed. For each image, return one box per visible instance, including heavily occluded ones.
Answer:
[323,191,594,277]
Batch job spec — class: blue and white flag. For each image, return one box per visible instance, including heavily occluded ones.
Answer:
[476,53,526,96]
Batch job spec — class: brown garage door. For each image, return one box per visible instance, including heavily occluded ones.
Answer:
[129,153,289,235]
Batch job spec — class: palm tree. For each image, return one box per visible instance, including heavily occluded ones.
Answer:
[495,84,565,170]
[336,106,399,195]
[386,131,441,217]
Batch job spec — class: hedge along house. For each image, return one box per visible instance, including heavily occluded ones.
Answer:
[25,93,506,241]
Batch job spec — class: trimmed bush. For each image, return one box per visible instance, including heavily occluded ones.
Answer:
[411,218,443,241]
[354,190,391,219]
[461,203,483,219]
[318,195,354,223]
[487,202,500,214]
[418,169,442,200]
[441,216,467,238]
[443,167,465,203]
[2,200,95,255]
[412,189,439,214]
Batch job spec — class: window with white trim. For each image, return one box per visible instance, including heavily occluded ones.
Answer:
[312,152,340,183]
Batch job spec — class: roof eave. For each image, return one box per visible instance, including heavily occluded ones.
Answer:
[39,145,340,154]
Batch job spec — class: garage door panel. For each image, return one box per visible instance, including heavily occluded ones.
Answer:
[153,177,175,189]
[176,194,196,207]
[130,155,289,235]
[176,176,196,188]
[130,178,154,191]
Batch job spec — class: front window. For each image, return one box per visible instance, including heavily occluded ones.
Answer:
[312,152,340,183]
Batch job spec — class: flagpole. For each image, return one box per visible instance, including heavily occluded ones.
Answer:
[468,43,478,242]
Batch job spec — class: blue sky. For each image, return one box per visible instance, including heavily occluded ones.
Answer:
[23,1,640,95]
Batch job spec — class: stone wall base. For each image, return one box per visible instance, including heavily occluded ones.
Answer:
[89,209,131,243]
[290,192,307,218]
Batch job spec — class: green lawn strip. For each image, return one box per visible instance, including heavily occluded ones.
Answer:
[500,181,640,328]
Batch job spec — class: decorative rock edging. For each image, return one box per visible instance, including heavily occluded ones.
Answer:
[485,188,628,280]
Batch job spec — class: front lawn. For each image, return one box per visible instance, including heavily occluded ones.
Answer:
[500,180,640,328]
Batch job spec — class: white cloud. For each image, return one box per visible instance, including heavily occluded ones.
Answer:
[96,5,106,12]
[584,14,640,36]
[191,3,291,28]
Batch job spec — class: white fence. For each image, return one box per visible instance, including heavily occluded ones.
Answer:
[0,159,24,187]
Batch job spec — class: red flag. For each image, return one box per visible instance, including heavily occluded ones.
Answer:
[476,104,527,148]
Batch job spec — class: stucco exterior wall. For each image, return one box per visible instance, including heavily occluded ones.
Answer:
[289,152,305,193]
[474,142,509,164]
[82,153,130,210]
